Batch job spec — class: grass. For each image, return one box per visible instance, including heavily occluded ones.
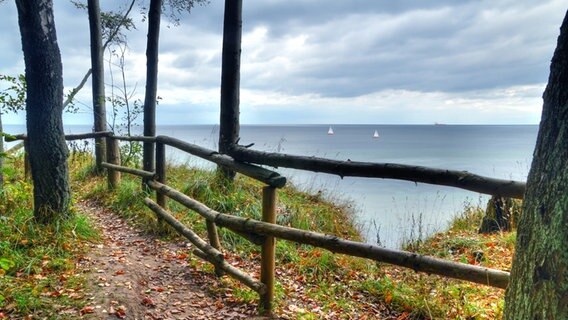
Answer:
[377,203,516,319]
[76,156,516,319]
[0,153,99,318]
[1,148,518,318]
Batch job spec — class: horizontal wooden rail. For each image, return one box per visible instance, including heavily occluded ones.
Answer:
[101,162,155,179]
[144,198,225,262]
[147,180,510,289]
[4,134,26,142]
[156,135,286,188]
[65,131,112,140]
[5,131,112,142]
[7,131,524,198]
[5,141,25,155]
[144,197,266,294]
[230,146,526,199]
[113,135,157,143]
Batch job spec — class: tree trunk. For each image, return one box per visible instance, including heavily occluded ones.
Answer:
[142,0,162,173]
[218,0,242,180]
[504,10,568,319]
[88,0,107,173]
[478,195,521,234]
[15,0,71,223]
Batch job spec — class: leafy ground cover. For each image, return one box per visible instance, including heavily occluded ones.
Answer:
[79,158,515,319]
[0,151,516,319]
[0,154,99,319]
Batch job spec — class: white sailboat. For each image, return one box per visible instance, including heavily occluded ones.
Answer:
[373,130,380,138]
[327,126,334,135]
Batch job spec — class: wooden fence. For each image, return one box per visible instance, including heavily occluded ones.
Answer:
[6,131,522,315]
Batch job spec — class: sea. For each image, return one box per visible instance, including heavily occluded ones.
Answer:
[3,124,538,248]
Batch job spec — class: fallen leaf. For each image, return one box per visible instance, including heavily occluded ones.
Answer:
[49,290,63,297]
[384,292,393,304]
[80,306,95,315]
[141,297,155,307]
[115,306,127,319]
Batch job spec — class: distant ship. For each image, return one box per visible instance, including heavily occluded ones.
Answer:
[327,126,334,135]
[434,122,447,126]
[373,130,380,138]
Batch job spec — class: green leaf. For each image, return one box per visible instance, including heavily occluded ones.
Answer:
[0,257,15,271]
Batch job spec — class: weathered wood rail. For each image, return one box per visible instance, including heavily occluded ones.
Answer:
[146,179,510,289]
[230,145,526,199]
[5,131,519,315]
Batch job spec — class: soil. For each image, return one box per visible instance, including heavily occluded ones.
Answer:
[77,200,262,320]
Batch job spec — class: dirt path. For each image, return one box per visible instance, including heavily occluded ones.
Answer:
[76,200,261,320]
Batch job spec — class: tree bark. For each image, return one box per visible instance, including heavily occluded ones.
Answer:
[504,10,568,319]
[88,0,107,172]
[15,0,71,223]
[143,0,163,174]
[218,0,242,180]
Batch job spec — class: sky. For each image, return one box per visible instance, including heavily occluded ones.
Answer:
[0,0,566,125]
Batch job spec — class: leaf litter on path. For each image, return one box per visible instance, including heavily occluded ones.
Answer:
[76,200,259,319]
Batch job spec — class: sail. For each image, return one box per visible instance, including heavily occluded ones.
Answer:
[328,126,334,135]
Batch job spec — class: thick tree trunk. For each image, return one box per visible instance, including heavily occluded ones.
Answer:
[88,0,107,172]
[15,0,71,223]
[504,10,568,319]
[218,0,242,180]
[142,0,162,173]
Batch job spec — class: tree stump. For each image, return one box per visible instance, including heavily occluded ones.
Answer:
[479,195,522,233]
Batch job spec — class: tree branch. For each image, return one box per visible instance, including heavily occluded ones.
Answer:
[64,0,136,109]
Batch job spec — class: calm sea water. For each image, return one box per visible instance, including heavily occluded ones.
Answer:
[4,124,538,248]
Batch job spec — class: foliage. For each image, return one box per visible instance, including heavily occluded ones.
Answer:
[71,0,136,46]
[0,74,26,114]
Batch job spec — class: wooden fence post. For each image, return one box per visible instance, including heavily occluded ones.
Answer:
[260,186,277,315]
[106,134,121,189]
[155,141,167,230]
[206,220,223,276]
[155,142,167,209]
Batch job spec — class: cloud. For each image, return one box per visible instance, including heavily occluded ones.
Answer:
[235,1,564,97]
[0,1,564,125]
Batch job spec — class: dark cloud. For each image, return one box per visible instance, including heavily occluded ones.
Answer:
[225,1,563,97]
[0,0,564,124]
